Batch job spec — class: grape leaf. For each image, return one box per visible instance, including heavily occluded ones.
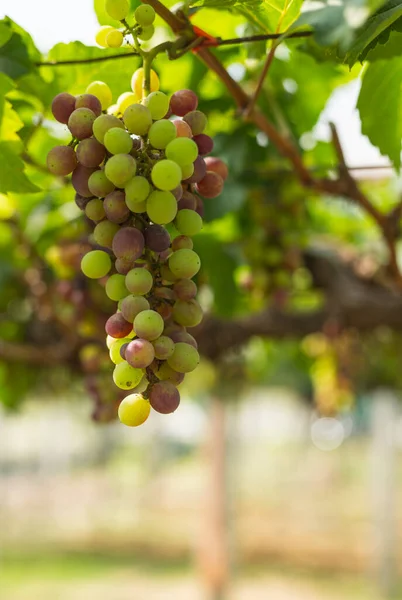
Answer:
[0,72,15,127]
[0,31,33,80]
[357,57,402,170]
[359,17,402,61]
[0,142,40,193]
[0,22,12,48]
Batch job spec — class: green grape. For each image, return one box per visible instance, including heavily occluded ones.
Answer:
[165,137,198,167]
[106,334,116,349]
[153,335,175,360]
[105,0,129,21]
[143,91,169,120]
[175,209,203,236]
[86,81,112,110]
[151,160,182,191]
[146,190,177,225]
[93,114,124,143]
[135,4,155,26]
[113,361,143,390]
[85,198,105,222]
[125,176,150,206]
[104,154,136,187]
[125,268,153,295]
[106,273,128,301]
[106,29,124,47]
[123,104,152,136]
[148,120,176,149]
[110,337,132,364]
[180,163,194,180]
[167,342,200,373]
[138,25,154,41]
[156,362,184,386]
[172,235,193,251]
[93,220,119,248]
[169,248,201,279]
[133,309,164,341]
[81,250,111,279]
[118,394,150,427]
[88,169,115,197]
[121,294,150,322]
[117,92,139,114]
[130,199,147,213]
[172,299,203,327]
[104,127,133,154]
[96,26,115,47]
[160,264,178,282]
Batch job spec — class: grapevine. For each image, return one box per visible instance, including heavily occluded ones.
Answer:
[46,0,228,427]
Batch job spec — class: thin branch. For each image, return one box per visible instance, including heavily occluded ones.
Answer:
[37,51,139,67]
[244,43,278,117]
[213,31,312,45]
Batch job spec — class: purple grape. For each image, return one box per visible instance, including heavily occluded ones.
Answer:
[169,89,198,117]
[196,171,224,198]
[68,108,96,140]
[193,134,214,156]
[112,226,145,260]
[149,381,180,414]
[75,94,102,116]
[120,342,129,360]
[171,185,183,201]
[144,224,171,252]
[76,137,106,168]
[195,196,204,218]
[115,257,135,275]
[72,165,97,197]
[47,145,77,176]
[104,190,130,223]
[105,313,132,338]
[183,156,206,184]
[177,191,197,211]
[204,157,228,181]
[51,92,76,124]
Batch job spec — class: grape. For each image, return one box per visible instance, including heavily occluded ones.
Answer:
[105,0,129,21]
[163,321,185,336]
[105,312,132,338]
[196,171,224,198]
[175,209,203,236]
[104,127,133,154]
[133,309,164,340]
[131,67,159,97]
[160,264,178,282]
[165,137,198,167]
[172,235,193,251]
[75,193,89,211]
[106,29,124,47]
[138,25,154,41]
[172,119,192,138]
[204,157,228,181]
[149,381,180,414]
[146,190,177,224]
[113,361,143,390]
[51,92,76,124]
[183,156,206,184]
[143,91,169,120]
[93,220,119,248]
[75,94,102,117]
[104,154,136,187]
[180,163,194,180]
[195,196,204,218]
[47,146,77,176]
[193,134,214,156]
[123,103,152,135]
[152,336,175,360]
[125,176,150,206]
[156,302,173,321]
[144,224,171,252]
[125,338,155,368]
[183,110,207,135]
[135,4,156,26]
[168,342,199,373]
[173,278,197,301]
[130,199,147,213]
[159,249,172,261]
[169,248,201,279]
[72,165,97,197]
[177,191,196,211]
[172,185,183,201]
[156,362,184,386]
[93,114,124,144]
[81,250,111,279]
[121,294,150,322]
[118,394,150,426]
[170,89,198,116]
[104,190,130,223]
[96,25,115,47]
[86,81,112,110]
[151,160,182,191]
[68,108,96,139]
[109,337,131,364]
[88,170,115,197]
[76,138,105,168]
[106,273,128,301]
[170,330,198,348]
[85,198,105,222]
[173,299,203,327]
[125,267,153,295]
[117,91,139,114]
[148,119,176,149]
[112,226,144,260]
[115,257,134,274]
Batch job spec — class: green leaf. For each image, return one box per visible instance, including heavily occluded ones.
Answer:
[0,72,15,128]
[0,142,40,193]
[357,57,402,170]
[0,22,12,48]
[360,19,402,61]
[0,31,33,80]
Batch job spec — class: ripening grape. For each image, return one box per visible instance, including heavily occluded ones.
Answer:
[123,103,152,136]
[105,312,132,338]
[146,190,177,224]
[113,361,143,390]
[170,330,198,348]
[172,235,193,251]
[76,138,106,168]
[170,89,198,117]
[177,191,196,211]
[104,127,133,154]
[93,220,119,248]
[68,108,95,139]
[104,190,130,223]
[75,193,89,210]
[106,29,124,48]
[135,4,156,26]
[133,309,164,341]
[105,0,129,21]
[93,114,124,143]
[143,91,169,120]
[115,257,134,274]
[152,335,175,360]
[168,342,200,373]
[86,81,112,110]
[105,273,128,301]
[165,137,198,167]
[47,146,77,176]
[112,226,144,261]
[183,110,207,135]
[51,92,76,124]
[144,224,171,252]
[117,91,139,114]
[138,25,154,41]
[195,196,204,218]
[125,176,150,206]
[125,267,153,295]
[81,250,111,279]
[172,299,203,327]
[85,198,105,222]
[75,94,102,116]
[88,169,115,197]
[204,157,228,181]
[160,264,178,282]
[118,394,150,427]
[173,278,197,301]
[131,67,159,97]
[169,248,201,279]
[148,120,176,149]
[175,209,203,236]
[156,362,184,386]
[125,338,155,368]
[184,155,207,184]
[149,381,180,414]
[196,171,224,198]
[172,185,183,201]
[72,165,97,197]
[104,154,136,187]
[172,119,192,138]
[96,25,115,47]
[193,134,214,156]
[121,294,150,322]
[151,160,182,191]
[109,337,131,364]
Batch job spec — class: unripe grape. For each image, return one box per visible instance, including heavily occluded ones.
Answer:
[72,165,97,197]
[75,94,102,116]
[112,226,145,261]
[47,146,77,176]
[113,361,143,390]
[144,224,171,252]
[81,250,111,279]
[170,330,198,348]
[104,127,133,154]
[181,163,194,181]
[125,267,153,295]
[85,198,105,222]
[96,25,114,47]
[131,67,159,97]
[204,157,228,181]
[117,91,139,114]
[156,362,185,386]
[173,278,197,301]
[105,312,132,338]
[148,119,176,149]
[183,110,207,135]
[109,337,131,364]
[146,190,177,225]
[118,394,150,426]
[129,199,147,213]
[170,89,198,117]
[104,153,136,187]
[123,103,152,135]
[143,91,169,120]
[93,114,124,143]
[68,108,96,139]
[105,273,128,301]
[125,338,155,368]
[88,169,115,197]
[165,137,198,167]
[175,209,203,236]
[86,81,112,110]
[76,138,106,168]
[152,335,175,360]
[169,248,201,279]
[106,29,124,48]
[149,381,180,414]
[138,25,154,41]
[105,0,129,21]
[104,190,130,223]
[51,92,76,124]
[93,220,119,248]
[125,176,150,206]
[196,171,224,198]
[172,235,193,251]
[160,264,178,282]
[151,160,182,191]
[121,294,150,322]
[168,342,200,373]
[135,4,156,26]
[172,299,203,327]
[133,309,164,341]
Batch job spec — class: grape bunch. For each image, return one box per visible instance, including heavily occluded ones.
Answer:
[46,67,228,426]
